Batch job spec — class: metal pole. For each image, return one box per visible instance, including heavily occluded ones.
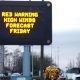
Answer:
[40,45,44,80]
[31,46,33,77]
[2,45,4,74]
[23,45,30,80]
[51,44,53,65]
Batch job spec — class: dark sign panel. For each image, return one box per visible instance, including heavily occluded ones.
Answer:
[0,1,52,45]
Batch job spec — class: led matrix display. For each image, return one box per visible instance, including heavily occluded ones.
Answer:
[0,1,52,45]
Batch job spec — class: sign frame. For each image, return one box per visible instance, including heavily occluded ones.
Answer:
[0,1,52,45]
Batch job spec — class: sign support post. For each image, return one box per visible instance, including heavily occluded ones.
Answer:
[40,45,44,80]
[23,45,30,80]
